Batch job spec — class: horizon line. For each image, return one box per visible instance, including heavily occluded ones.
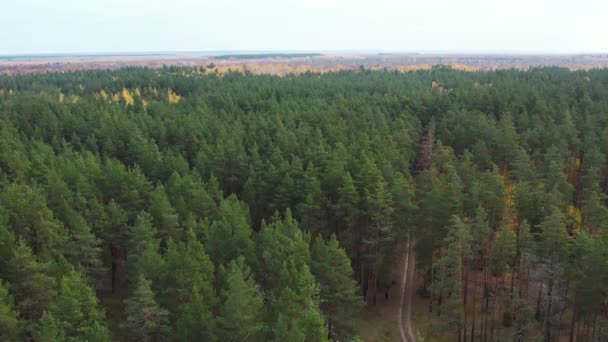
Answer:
[1,49,608,58]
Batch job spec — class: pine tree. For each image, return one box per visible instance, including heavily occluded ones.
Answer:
[0,210,16,278]
[390,172,416,238]
[218,257,265,341]
[490,225,517,276]
[36,311,65,342]
[513,291,534,342]
[255,209,311,292]
[311,235,362,340]
[126,212,164,287]
[149,183,180,244]
[6,240,57,320]
[0,183,66,257]
[517,220,534,298]
[359,158,395,304]
[255,210,328,341]
[173,281,216,342]
[102,200,130,294]
[536,207,571,341]
[160,230,215,317]
[43,269,110,340]
[205,195,256,267]
[63,211,105,287]
[433,216,471,340]
[297,162,326,235]
[335,171,359,250]
[0,281,21,340]
[123,275,169,342]
[270,262,328,342]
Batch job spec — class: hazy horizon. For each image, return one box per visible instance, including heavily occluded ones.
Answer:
[2,50,608,58]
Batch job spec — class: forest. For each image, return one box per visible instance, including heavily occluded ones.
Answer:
[0,66,607,341]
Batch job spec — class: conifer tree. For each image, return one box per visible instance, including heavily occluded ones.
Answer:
[6,240,56,320]
[160,230,215,317]
[149,183,180,244]
[126,212,163,287]
[255,209,311,292]
[536,207,571,341]
[0,281,21,340]
[311,235,362,341]
[218,257,265,341]
[123,275,169,342]
[206,195,255,267]
[36,312,65,342]
[42,270,110,340]
[270,262,328,342]
[335,171,359,248]
[63,211,104,286]
[0,183,66,257]
[433,215,471,340]
[173,281,216,342]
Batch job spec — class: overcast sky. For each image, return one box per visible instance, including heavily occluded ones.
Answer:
[2,0,606,55]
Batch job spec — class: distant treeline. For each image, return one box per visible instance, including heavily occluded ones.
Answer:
[212,53,322,60]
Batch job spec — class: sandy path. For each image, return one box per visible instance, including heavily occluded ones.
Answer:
[398,234,416,342]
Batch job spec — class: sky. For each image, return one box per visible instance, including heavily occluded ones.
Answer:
[1,0,607,55]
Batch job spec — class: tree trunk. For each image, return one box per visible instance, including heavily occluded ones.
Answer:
[535,281,544,321]
[437,247,445,316]
[592,313,598,341]
[510,268,515,298]
[471,268,477,342]
[544,277,554,342]
[483,265,490,342]
[525,261,531,300]
[569,291,577,342]
[111,243,117,294]
[490,275,500,342]
[463,265,469,342]
[373,271,377,306]
[430,252,434,313]
[557,283,569,340]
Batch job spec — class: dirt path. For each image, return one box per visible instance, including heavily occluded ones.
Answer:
[398,234,416,342]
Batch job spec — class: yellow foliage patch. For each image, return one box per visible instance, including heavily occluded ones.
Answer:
[59,93,65,104]
[122,88,134,106]
[112,93,120,103]
[70,95,79,104]
[99,90,108,100]
[167,89,181,104]
[567,204,582,236]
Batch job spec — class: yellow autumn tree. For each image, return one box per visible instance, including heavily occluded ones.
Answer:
[167,89,181,104]
[122,88,135,106]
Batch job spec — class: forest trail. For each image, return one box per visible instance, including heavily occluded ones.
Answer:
[398,234,416,342]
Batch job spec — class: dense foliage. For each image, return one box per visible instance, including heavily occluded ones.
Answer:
[0,66,608,340]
